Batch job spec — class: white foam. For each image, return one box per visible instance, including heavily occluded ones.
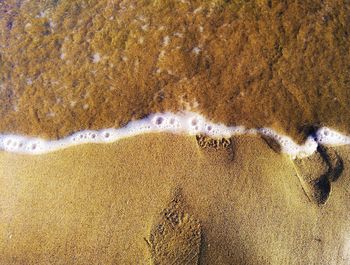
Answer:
[316,127,350,145]
[0,111,349,157]
[92,53,101,63]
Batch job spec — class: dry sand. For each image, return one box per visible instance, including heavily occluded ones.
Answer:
[1,133,349,264]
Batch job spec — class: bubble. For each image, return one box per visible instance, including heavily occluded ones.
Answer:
[155,117,163,125]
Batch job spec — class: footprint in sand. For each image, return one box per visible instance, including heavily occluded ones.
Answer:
[196,134,235,161]
[146,189,202,265]
[293,146,344,205]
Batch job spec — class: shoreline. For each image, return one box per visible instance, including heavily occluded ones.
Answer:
[1,1,350,264]
[0,111,349,158]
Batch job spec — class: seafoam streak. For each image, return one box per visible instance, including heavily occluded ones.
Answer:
[0,112,349,158]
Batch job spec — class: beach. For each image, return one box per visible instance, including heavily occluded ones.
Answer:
[1,133,349,264]
[1,0,350,264]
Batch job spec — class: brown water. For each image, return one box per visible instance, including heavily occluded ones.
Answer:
[1,0,349,142]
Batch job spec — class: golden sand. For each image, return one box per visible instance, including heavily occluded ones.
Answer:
[1,1,350,264]
[1,1,350,142]
[1,134,349,264]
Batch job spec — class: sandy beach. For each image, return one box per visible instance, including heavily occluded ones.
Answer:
[1,1,350,264]
[1,133,349,264]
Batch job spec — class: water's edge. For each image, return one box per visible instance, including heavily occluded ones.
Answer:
[0,112,349,158]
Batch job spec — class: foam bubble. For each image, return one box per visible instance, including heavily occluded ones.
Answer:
[0,112,349,157]
[257,128,318,159]
[316,127,350,145]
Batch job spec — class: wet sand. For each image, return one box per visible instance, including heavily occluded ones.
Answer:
[1,133,349,264]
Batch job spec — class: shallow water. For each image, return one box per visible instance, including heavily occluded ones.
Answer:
[1,0,349,142]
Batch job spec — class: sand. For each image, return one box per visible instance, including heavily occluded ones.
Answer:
[1,0,350,142]
[1,1,350,264]
[1,133,349,264]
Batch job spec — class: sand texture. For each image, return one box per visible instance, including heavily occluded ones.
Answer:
[1,0,350,142]
[1,133,349,264]
[148,189,202,265]
[1,1,350,264]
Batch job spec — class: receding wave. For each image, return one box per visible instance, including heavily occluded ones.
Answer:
[0,111,349,158]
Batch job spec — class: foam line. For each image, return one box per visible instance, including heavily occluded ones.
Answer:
[0,111,349,158]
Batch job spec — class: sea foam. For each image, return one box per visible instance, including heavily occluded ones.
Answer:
[0,111,349,158]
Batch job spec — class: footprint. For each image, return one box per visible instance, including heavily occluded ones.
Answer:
[196,134,234,161]
[317,145,344,182]
[293,146,344,205]
[146,189,202,265]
